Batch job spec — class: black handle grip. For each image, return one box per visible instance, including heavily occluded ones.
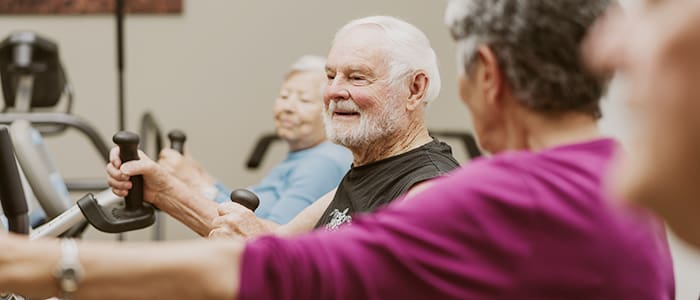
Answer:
[78,193,155,233]
[168,130,186,154]
[0,126,29,234]
[77,131,155,233]
[230,189,260,212]
[113,131,144,212]
[246,133,280,169]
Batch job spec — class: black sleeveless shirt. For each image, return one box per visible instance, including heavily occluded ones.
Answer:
[315,139,459,229]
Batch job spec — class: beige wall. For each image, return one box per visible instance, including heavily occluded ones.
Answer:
[1,0,698,298]
[0,0,473,201]
[0,0,472,236]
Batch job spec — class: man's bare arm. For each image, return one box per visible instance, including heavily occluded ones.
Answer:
[275,189,336,237]
[209,189,336,239]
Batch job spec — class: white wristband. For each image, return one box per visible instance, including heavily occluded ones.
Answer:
[53,239,83,300]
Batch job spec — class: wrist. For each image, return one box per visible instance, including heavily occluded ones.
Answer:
[202,172,217,186]
[176,172,214,193]
[200,184,219,201]
[189,172,217,190]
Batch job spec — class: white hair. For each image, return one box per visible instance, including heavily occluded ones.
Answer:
[284,55,327,97]
[333,16,442,105]
[285,55,326,79]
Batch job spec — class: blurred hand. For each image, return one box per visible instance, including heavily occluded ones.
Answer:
[208,203,270,239]
[158,148,216,191]
[584,0,700,246]
[106,146,175,206]
[0,233,57,299]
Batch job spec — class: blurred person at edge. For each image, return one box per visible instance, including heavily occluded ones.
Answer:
[585,0,700,248]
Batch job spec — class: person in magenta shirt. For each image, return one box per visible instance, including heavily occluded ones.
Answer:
[0,1,674,299]
[239,138,673,299]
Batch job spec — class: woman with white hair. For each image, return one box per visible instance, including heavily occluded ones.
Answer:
[157,55,351,226]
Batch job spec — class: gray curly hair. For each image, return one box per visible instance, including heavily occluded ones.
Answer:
[445,0,612,118]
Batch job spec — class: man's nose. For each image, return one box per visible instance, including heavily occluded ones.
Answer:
[325,78,351,102]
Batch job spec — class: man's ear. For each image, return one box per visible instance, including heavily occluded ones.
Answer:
[475,45,504,106]
[406,71,429,111]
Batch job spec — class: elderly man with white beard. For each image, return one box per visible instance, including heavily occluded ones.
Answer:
[106,16,460,238]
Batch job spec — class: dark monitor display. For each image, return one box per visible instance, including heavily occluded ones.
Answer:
[0,31,67,109]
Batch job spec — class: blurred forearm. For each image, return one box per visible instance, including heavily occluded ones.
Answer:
[0,234,243,300]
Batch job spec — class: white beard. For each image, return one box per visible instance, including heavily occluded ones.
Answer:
[323,96,406,148]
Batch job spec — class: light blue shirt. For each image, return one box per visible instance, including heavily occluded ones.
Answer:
[214,141,352,224]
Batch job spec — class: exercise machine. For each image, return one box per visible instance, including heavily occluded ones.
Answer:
[0,31,112,196]
[31,131,155,239]
[9,120,71,219]
[245,130,482,169]
[0,127,30,300]
[0,31,110,160]
[0,126,29,234]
